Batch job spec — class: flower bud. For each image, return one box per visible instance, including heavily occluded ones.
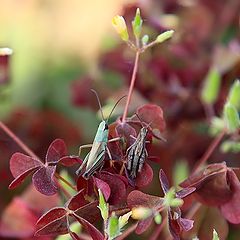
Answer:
[131,207,152,220]
[156,30,174,43]
[112,15,129,41]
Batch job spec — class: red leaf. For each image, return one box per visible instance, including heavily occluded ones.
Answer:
[67,190,87,211]
[135,163,153,187]
[35,207,68,236]
[58,156,82,166]
[98,172,127,204]
[93,177,111,201]
[159,169,170,194]
[116,122,137,147]
[76,175,89,193]
[74,201,100,223]
[73,214,104,240]
[10,153,42,178]
[9,168,39,189]
[32,166,57,195]
[180,163,232,205]
[176,187,196,199]
[45,139,67,164]
[136,104,166,132]
[127,190,163,210]
[220,169,240,224]
[135,216,154,235]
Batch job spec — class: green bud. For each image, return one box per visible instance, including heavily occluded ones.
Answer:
[132,8,143,39]
[156,30,174,43]
[228,79,240,110]
[131,207,152,220]
[220,140,240,153]
[209,117,225,136]
[170,198,184,207]
[201,67,221,105]
[141,35,149,46]
[119,211,132,229]
[108,213,120,240]
[224,102,240,133]
[212,229,220,240]
[154,213,162,224]
[98,189,109,221]
[112,15,129,41]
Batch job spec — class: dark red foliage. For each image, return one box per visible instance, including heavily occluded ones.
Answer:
[181,163,240,224]
[127,170,195,239]
[9,139,80,195]
[35,190,102,239]
[159,170,195,240]
[126,162,153,188]
[93,177,111,201]
[97,171,127,205]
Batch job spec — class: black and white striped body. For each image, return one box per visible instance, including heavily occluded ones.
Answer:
[126,127,148,179]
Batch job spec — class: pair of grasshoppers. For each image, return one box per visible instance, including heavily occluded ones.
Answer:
[76,90,155,181]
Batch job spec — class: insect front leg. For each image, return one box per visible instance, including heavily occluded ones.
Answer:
[108,137,121,143]
[76,152,90,176]
[83,150,106,179]
[78,144,93,156]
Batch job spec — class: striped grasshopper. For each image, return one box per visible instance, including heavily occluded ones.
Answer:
[126,114,165,180]
[76,90,125,179]
[126,122,149,180]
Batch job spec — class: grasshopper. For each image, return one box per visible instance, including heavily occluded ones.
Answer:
[126,123,149,180]
[76,90,125,179]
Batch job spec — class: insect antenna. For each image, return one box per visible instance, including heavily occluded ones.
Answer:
[135,113,152,129]
[106,95,126,123]
[91,89,105,121]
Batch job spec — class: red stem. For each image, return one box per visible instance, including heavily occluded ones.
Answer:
[192,129,226,174]
[122,50,140,123]
[116,223,137,240]
[149,216,167,240]
[0,121,38,159]
[55,172,77,191]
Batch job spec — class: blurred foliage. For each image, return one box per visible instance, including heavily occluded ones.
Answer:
[0,0,240,239]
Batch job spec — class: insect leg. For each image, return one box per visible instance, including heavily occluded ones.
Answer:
[106,146,113,160]
[76,152,90,176]
[78,144,93,157]
[83,150,105,179]
[108,137,121,143]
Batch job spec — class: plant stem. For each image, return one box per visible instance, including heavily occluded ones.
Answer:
[0,121,38,159]
[55,172,77,191]
[0,120,76,192]
[149,216,167,240]
[122,50,140,123]
[54,176,72,199]
[116,223,137,240]
[192,129,226,174]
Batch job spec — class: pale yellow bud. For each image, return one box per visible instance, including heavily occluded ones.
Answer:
[112,15,129,41]
[131,207,152,220]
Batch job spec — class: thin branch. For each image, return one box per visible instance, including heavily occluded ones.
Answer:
[0,120,77,193]
[116,223,137,240]
[149,216,168,240]
[0,121,38,159]
[122,50,140,123]
[192,129,226,174]
[55,172,77,191]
